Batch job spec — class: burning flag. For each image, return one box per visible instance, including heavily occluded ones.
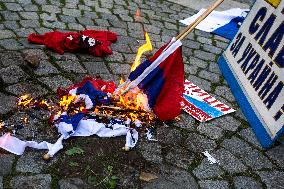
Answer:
[117,38,184,121]
[0,77,155,158]
[57,76,116,110]
[116,0,226,120]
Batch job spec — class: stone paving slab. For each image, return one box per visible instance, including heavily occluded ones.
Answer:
[0,0,282,188]
[0,154,15,176]
[10,174,52,189]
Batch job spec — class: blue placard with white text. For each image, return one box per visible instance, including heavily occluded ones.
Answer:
[218,0,284,148]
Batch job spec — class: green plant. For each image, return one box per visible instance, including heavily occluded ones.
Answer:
[86,165,119,189]
[105,175,119,189]
[65,147,85,156]
[87,175,97,185]
[104,166,119,189]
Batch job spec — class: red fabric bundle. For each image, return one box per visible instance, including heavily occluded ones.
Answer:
[28,30,117,57]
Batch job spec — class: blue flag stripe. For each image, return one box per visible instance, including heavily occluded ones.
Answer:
[183,94,224,118]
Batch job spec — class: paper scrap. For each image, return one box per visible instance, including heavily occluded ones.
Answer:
[202,151,219,164]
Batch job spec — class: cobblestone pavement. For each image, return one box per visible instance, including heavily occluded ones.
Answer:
[0,0,283,189]
[169,0,253,11]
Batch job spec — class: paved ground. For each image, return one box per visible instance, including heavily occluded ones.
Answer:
[168,0,254,11]
[0,0,283,188]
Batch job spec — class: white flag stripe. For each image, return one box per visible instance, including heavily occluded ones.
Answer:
[180,8,248,32]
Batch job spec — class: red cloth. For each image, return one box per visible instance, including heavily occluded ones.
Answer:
[128,41,184,121]
[28,30,117,57]
[151,44,184,121]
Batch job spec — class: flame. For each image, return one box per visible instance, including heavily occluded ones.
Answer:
[118,84,151,117]
[135,9,141,22]
[18,95,33,106]
[119,11,154,120]
[40,100,51,109]
[17,95,52,110]
[119,78,124,85]
[131,32,152,71]
[0,121,4,129]
[59,95,76,110]
[56,110,62,117]
[15,77,154,127]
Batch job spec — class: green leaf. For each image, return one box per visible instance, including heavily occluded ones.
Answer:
[107,179,117,189]
[107,165,113,173]
[87,176,97,185]
[111,176,119,180]
[65,147,85,156]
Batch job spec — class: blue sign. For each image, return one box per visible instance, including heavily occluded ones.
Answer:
[218,0,284,148]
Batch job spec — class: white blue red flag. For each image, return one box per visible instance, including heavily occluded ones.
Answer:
[181,80,235,122]
[128,38,184,121]
[180,8,249,40]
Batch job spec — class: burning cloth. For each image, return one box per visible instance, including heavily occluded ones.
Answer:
[28,30,117,57]
[0,77,145,157]
[0,38,185,157]
[119,38,184,121]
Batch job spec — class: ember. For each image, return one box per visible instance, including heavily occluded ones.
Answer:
[18,94,52,110]
[0,121,3,129]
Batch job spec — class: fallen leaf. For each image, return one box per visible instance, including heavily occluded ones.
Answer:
[139,172,158,182]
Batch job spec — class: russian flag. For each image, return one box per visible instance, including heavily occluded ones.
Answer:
[128,38,184,121]
[180,8,249,40]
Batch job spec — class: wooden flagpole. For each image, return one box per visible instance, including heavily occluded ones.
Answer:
[176,0,224,40]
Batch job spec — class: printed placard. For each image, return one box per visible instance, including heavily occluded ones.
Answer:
[218,0,284,147]
[181,80,235,122]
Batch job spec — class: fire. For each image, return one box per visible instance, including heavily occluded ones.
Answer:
[0,121,4,129]
[131,32,152,71]
[59,95,76,110]
[115,77,154,121]
[18,95,33,106]
[40,100,51,110]
[131,9,152,71]
[119,10,153,118]
[79,106,85,111]
[17,94,52,110]
[135,9,141,22]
